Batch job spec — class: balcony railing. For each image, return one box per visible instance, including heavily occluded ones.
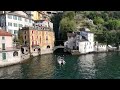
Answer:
[0,47,19,52]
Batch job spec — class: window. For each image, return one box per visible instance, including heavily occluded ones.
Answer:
[32,31,33,34]
[25,31,26,34]
[40,36,41,43]
[8,15,12,19]
[18,16,22,21]
[2,36,5,40]
[13,51,18,57]
[13,15,17,20]
[14,23,17,27]
[14,30,18,35]
[19,24,23,27]
[32,36,33,40]
[2,43,5,50]
[2,53,6,60]
[8,30,13,34]
[8,22,12,26]
[25,36,26,39]
[25,41,27,45]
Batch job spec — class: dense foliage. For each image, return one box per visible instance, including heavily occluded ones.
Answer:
[52,11,120,49]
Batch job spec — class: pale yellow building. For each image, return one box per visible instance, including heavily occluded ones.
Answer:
[31,11,50,21]
[21,27,55,55]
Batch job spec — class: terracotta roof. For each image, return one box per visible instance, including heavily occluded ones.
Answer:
[0,29,12,36]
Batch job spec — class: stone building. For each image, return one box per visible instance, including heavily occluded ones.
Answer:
[0,29,21,67]
[20,26,55,56]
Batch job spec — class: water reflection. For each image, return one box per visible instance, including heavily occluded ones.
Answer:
[21,54,56,79]
[77,53,108,79]
[0,65,22,79]
[0,52,120,79]
[77,54,96,79]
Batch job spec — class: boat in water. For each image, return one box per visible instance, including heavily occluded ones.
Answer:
[57,56,66,65]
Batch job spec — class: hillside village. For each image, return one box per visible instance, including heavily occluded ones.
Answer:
[0,11,63,67]
[0,11,120,67]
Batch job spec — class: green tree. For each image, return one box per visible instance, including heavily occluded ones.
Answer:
[18,30,23,45]
[93,17,104,25]
[104,19,120,30]
[60,17,76,40]
[63,11,75,20]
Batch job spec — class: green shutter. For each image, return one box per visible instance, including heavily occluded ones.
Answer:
[2,53,6,60]
[2,43,5,50]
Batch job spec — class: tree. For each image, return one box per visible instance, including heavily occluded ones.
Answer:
[60,17,76,40]
[93,17,104,25]
[18,30,23,45]
[104,19,120,30]
[63,11,75,20]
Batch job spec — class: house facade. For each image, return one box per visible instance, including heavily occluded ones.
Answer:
[0,11,34,37]
[64,28,108,54]
[20,26,55,56]
[64,28,95,54]
[0,29,21,67]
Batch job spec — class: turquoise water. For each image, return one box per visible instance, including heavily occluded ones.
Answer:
[0,52,120,79]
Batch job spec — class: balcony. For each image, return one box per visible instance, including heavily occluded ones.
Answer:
[0,47,19,52]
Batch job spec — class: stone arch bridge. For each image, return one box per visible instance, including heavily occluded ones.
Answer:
[53,45,64,51]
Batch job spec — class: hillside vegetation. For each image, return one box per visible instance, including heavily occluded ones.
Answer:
[51,11,120,49]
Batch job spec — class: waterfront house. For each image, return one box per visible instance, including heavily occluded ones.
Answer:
[0,11,34,38]
[94,42,107,52]
[64,28,94,54]
[64,28,107,54]
[78,28,94,54]
[20,26,55,56]
[0,29,21,67]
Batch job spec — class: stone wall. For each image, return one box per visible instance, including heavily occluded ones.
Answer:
[40,49,53,55]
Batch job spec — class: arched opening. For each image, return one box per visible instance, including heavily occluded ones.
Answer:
[38,48,41,52]
[13,51,18,57]
[21,47,24,54]
[47,45,50,48]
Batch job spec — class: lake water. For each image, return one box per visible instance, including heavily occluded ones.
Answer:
[0,52,120,79]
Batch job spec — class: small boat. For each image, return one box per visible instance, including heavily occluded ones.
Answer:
[57,56,66,65]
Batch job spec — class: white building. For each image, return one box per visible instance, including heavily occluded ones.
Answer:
[78,28,94,54]
[0,11,34,37]
[64,28,95,54]
[0,29,21,67]
[94,42,107,52]
[34,20,53,29]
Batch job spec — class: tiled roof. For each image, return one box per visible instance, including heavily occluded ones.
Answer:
[0,29,12,36]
